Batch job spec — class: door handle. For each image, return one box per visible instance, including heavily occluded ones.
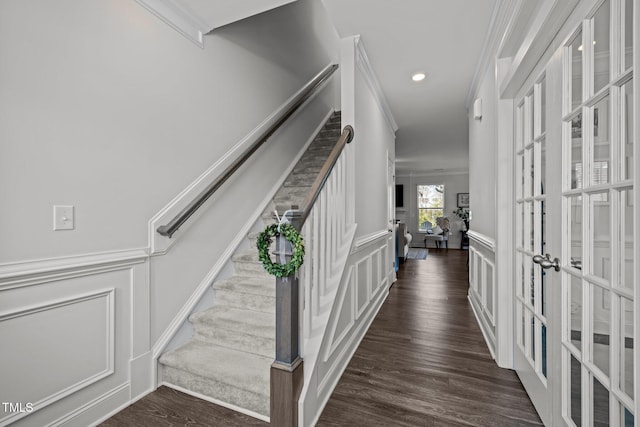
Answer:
[570,257,582,270]
[532,254,560,272]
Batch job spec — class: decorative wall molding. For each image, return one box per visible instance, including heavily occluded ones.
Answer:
[0,248,151,426]
[500,0,579,98]
[354,36,398,134]
[0,249,148,291]
[395,168,469,178]
[148,63,337,255]
[465,0,516,108]
[301,231,392,426]
[0,289,115,425]
[135,0,207,47]
[55,383,130,427]
[323,266,356,362]
[353,229,388,251]
[151,109,335,361]
[469,294,496,359]
[468,247,497,360]
[467,230,496,251]
[135,0,298,47]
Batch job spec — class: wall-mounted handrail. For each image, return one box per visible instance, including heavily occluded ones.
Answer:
[156,64,339,238]
[298,124,354,229]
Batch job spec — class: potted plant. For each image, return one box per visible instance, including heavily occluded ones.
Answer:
[453,207,470,231]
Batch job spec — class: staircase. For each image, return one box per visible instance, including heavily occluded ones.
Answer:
[159,112,342,419]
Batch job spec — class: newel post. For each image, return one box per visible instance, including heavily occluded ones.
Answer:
[271,210,303,426]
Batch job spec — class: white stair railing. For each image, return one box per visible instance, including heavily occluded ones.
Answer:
[299,147,351,340]
[269,124,353,426]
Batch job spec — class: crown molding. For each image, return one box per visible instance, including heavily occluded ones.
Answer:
[396,167,469,178]
[465,0,517,108]
[135,0,207,47]
[499,0,579,98]
[354,36,399,134]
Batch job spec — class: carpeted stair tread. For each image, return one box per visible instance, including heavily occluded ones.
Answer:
[161,341,271,394]
[190,307,275,357]
[274,186,311,203]
[233,250,260,262]
[159,111,342,419]
[160,341,271,416]
[213,275,274,297]
[191,306,274,338]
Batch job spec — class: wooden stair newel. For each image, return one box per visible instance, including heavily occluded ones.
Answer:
[270,358,303,426]
[271,212,303,426]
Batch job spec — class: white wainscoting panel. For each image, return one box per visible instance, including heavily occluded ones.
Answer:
[0,250,151,427]
[468,239,497,360]
[0,289,114,425]
[301,233,393,426]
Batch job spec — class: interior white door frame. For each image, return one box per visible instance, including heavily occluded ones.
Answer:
[494,56,515,369]
[633,0,639,417]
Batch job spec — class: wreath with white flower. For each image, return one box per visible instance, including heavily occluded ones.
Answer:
[257,223,305,278]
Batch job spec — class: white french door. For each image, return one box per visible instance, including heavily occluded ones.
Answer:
[514,65,560,427]
[514,1,637,425]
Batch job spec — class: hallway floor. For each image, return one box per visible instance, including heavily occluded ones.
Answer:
[102,250,542,426]
[316,250,542,426]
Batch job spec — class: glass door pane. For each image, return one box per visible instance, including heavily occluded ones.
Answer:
[621,80,634,181]
[592,0,611,93]
[561,5,635,425]
[570,31,583,111]
[571,114,583,189]
[623,0,634,71]
[592,97,610,185]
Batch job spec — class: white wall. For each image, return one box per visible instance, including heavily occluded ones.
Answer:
[353,61,396,239]
[395,172,469,249]
[467,63,497,240]
[0,0,338,264]
[0,0,341,424]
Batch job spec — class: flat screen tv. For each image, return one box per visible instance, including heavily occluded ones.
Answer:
[395,184,404,208]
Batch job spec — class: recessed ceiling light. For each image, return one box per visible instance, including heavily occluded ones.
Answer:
[411,72,426,82]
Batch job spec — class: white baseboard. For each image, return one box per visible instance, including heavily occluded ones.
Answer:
[54,383,130,427]
[130,352,154,401]
[161,382,270,423]
[468,293,496,360]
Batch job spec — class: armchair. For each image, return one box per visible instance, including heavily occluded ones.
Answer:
[423,217,449,249]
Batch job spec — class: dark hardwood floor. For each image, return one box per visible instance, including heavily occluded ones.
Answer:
[317,250,542,426]
[102,250,542,427]
[101,386,267,427]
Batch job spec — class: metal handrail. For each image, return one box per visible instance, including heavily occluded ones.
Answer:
[298,124,354,228]
[157,64,339,238]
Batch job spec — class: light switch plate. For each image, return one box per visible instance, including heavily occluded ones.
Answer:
[53,205,74,230]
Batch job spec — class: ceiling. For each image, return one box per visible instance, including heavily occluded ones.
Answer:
[322,0,498,174]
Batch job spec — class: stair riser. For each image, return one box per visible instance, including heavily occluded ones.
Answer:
[162,367,269,417]
[158,113,342,420]
[274,187,310,202]
[234,259,268,274]
[192,328,275,358]
[317,130,340,138]
[295,157,330,168]
[262,205,303,221]
[215,290,276,313]
[310,135,340,144]
[283,172,321,187]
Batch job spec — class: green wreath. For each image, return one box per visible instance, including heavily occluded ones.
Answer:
[257,223,305,278]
